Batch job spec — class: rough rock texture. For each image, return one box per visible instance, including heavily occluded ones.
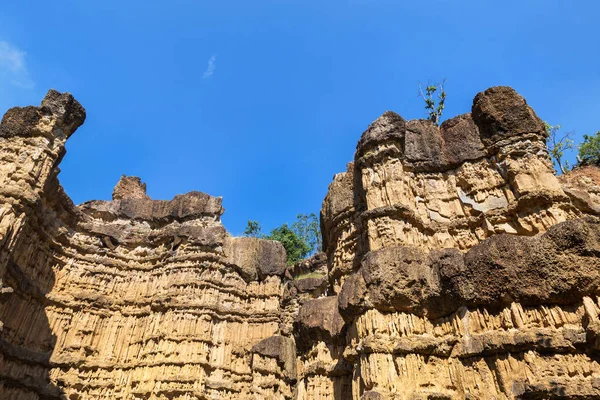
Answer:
[279,253,328,340]
[2,86,600,400]
[0,91,292,399]
[558,165,600,215]
[316,85,600,399]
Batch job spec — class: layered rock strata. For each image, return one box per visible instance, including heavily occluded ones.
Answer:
[313,86,600,399]
[0,91,294,399]
[2,86,600,400]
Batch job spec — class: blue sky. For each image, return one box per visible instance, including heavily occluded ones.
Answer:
[1,1,599,235]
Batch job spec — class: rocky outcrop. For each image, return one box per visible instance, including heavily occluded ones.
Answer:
[1,86,600,399]
[0,91,293,399]
[558,165,600,215]
[317,86,600,399]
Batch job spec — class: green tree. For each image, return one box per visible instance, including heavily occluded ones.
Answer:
[418,80,446,126]
[243,220,263,237]
[266,224,311,265]
[578,131,600,166]
[291,213,322,254]
[545,122,574,174]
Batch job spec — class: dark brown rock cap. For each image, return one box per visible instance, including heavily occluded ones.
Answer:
[439,113,486,167]
[224,236,287,281]
[357,113,486,172]
[339,218,600,321]
[472,86,545,146]
[119,191,224,221]
[356,111,406,156]
[294,296,345,352]
[251,335,297,380]
[354,86,545,172]
[40,89,87,137]
[355,113,486,172]
[80,175,224,222]
[461,217,600,307]
[112,176,150,201]
[0,89,85,139]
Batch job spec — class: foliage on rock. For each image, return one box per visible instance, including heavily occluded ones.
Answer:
[578,131,600,166]
[545,122,574,174]
[266,224,310,265]
[418,80,446,125]
[243,213,321,264]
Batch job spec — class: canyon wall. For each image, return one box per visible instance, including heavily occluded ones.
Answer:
[0,87,599,399]
[317,86,600,399]
[0,91,301,399]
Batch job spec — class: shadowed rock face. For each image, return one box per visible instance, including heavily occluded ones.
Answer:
[294,296,345,352]
[338,217,600,320]
[2,86,600,400]
[251,335,297,381]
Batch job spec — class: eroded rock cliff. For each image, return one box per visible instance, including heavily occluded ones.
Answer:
[0,92,294,399]
[1,86,600,400]
[316,86,600,399]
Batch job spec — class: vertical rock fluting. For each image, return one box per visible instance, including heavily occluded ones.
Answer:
[2,86,600,399]
[314,86,600,399]
[0,90,85,399]
[0,91,298,399]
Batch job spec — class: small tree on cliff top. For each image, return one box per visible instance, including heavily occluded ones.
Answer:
[545,122,574,174]
[243,220,262,237]
[242,214,320,264]
[266,224,311,265]
[418,80,446,126]
[578,131,600,166]
[291,213,322,253]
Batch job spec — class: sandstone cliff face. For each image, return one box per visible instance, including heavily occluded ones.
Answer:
[0,91,295,399]
[1,87,600,400]
[315,86,600,399]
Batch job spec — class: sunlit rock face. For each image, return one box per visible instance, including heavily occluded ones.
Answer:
[317,86,600,399]
[0,91,296,399]
[1,86,600,400]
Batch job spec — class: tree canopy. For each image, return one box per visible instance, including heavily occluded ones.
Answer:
[543,120,600,173]
[578,131,600,166]
[242,213,321,265]
[545,122,574,174]
[265,224,311,264]
[243,220,262,237]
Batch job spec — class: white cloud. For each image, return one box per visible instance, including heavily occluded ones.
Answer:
[0,41,34,89]
[202,55,216,79]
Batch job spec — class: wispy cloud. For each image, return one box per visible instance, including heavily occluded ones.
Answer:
[202,55,216,79]
[0,41,34,89]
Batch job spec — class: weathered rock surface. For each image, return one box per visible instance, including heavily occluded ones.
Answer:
[0,91,292,399]
[2,86,600,399]
[559,165,600,215]
[317,85,600,400]
[323,86,573,293]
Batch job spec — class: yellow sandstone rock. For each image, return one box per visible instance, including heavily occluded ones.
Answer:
[1,86,600,399]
